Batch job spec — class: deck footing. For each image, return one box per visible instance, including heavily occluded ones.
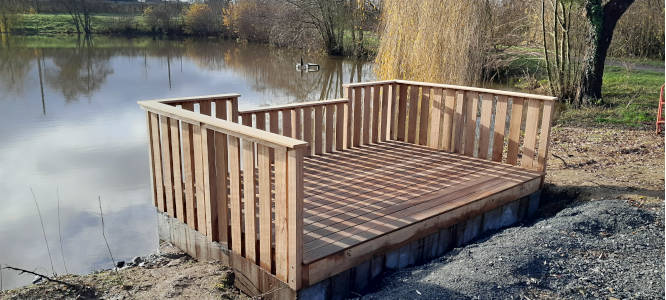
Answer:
[157,189,541,300]
[297,189,542,300]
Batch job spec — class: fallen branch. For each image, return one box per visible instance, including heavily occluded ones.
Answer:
[551,153,570,168]
[1,265,79,289]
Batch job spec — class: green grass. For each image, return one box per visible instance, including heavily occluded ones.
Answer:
[557,66,664,128]
[12,13,154,35]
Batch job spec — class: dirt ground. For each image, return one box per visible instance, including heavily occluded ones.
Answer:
[1,125,663,299]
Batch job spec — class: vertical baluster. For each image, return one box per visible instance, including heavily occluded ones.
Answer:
[287,147,304,290]
[491,95,509,162]
[303,107,313,156]
[274,147,288,281]
[169,118,184,222]
[228,136,242,254]
[397,84,408,141]
[521,99,540,169]
[192,123,206,235]
[242,140,257,262]
[428,88,443,149]
[215,131,229,246]
[463,91,479,156]
[451,91,465,153]
[257,145,272,271]
[419,87,431,146]
[506,98,525,165]
[380,84,391,142]
[353,87,362,147]
[537,101,555,172]
[314,105,323,155]
[336,102,347,150]
[408,85,420,144]
[148,112,164,211]
[477,93,494,159]
[325,104,335,152]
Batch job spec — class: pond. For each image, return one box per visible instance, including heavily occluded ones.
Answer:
[0,35,376,290]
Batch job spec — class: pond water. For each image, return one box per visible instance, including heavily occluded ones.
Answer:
[0,35,375,290]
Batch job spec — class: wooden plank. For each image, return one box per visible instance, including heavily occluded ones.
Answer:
[257,145,272,272]
[242,140,257,263]
[363,86,372,145]
[491,96,509,162]
[336,102,347,151]
[139,101,307,150]
[181,121,196,228]
[238,98,348,114]
[391,83,401,140]
[282,109,292,138]
[451,91,465,153]
[269,111,279,134]
[228,136,242,254]
[393,80,558,101]
[345,87,354,149]
[231,100,239,123]
[441,89,456,151]
[159,116,175,217]
[463,91,479,156]
[242,114,252,127]
[427,88,443,149]
[506,98,524,165]
[397,84,408,141]
[353,87,363,147]
[371,85,381,143]
[407,85,419,144]
[380,84,391,142]
[521,99,540,169]
[201,125,218,241]
[149,113,164,211]
[200,102,218,241]
[169,118,185,222]
[216,99,228,120]
[537,101,555,172]
[304,177,542,284]
[477,93,494,159]
[192,124,207,235]
[303,106,313,156]
[325,104,335,152]
[314,105,324,155]
[214,132,229,246]
[255,112,266,131]
[149,93,240,104]
[274,147,288,281]
[419,87,431,146]
[287,148,304,290]
[294,109,302,140]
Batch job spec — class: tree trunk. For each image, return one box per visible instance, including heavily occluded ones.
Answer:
[578,0,635,104]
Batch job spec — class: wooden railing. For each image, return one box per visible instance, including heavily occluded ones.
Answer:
[342,80,557,172]
[238,99,350,157]
[139,79,556,292]
[139,97,306,290]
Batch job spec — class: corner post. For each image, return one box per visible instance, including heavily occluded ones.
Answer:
[287,146,304,290]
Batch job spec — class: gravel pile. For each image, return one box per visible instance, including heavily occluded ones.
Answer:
[363,199,664,299]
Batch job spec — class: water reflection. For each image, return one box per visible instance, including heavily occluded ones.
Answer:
[0,36,375,290]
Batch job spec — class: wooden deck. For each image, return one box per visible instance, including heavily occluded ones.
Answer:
[302,141,542,264]
[138,79,556,297]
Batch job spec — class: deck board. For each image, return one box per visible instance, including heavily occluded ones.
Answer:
[302,141,542,264]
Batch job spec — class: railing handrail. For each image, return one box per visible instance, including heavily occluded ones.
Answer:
[146,93,241,104]
[342,80,558,102]
[138,100,308,150]
[239,98,349,115]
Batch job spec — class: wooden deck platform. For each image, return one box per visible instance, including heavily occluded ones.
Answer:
[139,79,556,298]
[302,141,542,265]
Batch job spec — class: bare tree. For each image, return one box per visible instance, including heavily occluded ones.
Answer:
[58,0,93,35]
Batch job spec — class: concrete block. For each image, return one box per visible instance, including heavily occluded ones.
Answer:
[527,190,541,217]
[398,244,412,269]
[456,215,482,246]
[518,196,529,221]
[423,233,439,261]
[330,270,351,300]
[482,206,504,232]
[298,279,330,300]
[385,249,399,270]
[436,227,452,256]
[370,255,384,280]
[499,201,520,228]
[351,261,370,292]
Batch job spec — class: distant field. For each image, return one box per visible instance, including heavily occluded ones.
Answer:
[13,13,154,35]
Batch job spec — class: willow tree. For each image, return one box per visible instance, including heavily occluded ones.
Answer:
[375,1,490,84]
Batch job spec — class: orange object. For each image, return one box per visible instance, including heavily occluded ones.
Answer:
[657,84,665,134]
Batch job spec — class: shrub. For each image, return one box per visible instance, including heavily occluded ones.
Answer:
[184,3,220,35]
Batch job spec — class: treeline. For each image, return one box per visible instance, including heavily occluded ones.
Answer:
[0,0,380,57]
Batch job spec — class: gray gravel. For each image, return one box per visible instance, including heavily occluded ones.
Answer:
[363,199,664,299]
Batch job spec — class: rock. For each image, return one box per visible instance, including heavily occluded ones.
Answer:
[32,276,43,284]
[219,269,235,288]
[132,256,143,265]
[116,261,125,268]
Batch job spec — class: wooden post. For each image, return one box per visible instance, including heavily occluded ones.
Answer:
[287,147,304,290]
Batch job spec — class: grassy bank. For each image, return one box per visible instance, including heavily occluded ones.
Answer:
[11,14,158,35]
